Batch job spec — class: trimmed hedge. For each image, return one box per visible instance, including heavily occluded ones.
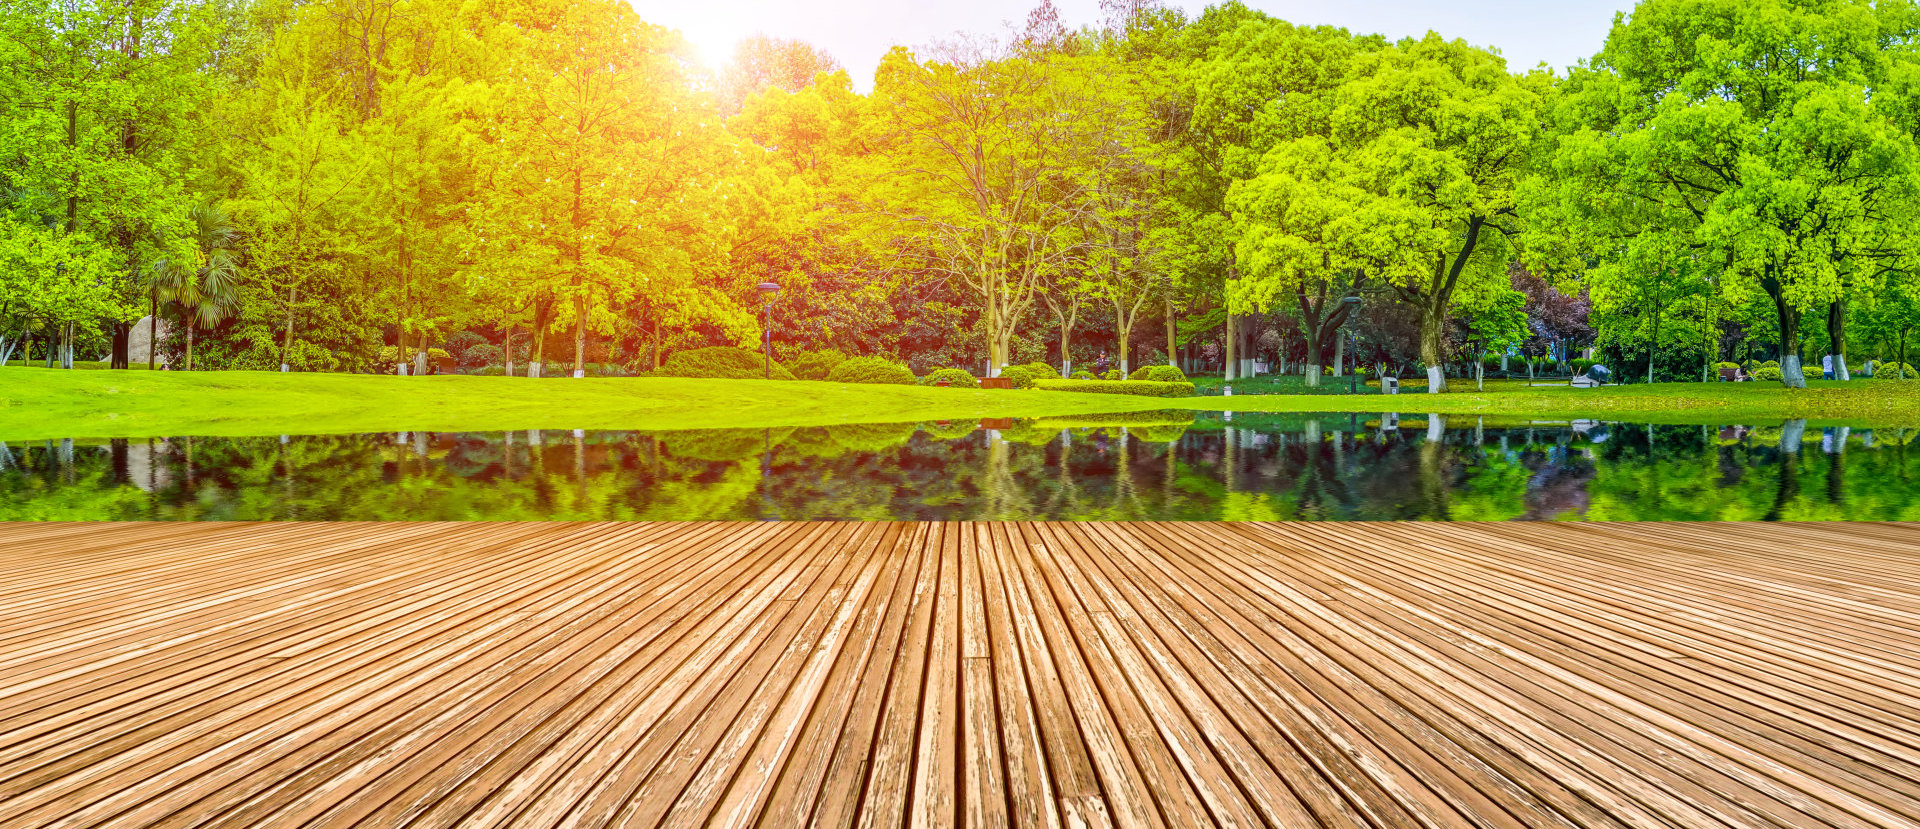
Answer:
[1752,366,1785,382]
[1125,364,1187,382]
[1022,362,1060,380]
[1069,370,1095,380]
[1100,369,1124,381]
[659,346,796,380]
[919,367,979,388]
[1872,362,1916,379]
[996,365,1040,389]
[827,356,917,385]
[788,349,847,381]
[1032,379,1196,398]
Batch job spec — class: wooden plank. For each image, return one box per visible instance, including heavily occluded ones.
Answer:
[0,521,1914,829]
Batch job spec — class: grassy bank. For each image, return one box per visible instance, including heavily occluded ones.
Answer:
[0,370,1183,440]
[1,369,1914,440]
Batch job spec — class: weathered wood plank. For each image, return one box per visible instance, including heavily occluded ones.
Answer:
[0,521,1914,829]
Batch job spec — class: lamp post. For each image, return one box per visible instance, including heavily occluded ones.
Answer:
[757,281,780,379]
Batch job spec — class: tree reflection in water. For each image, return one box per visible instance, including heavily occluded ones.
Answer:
[2,415,1915,521]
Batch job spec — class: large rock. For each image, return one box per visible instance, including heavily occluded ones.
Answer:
[127,316,171,367]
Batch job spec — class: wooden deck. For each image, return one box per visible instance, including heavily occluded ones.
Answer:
[1,522,1917,828]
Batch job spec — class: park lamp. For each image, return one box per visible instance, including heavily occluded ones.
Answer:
[757,281,780,380]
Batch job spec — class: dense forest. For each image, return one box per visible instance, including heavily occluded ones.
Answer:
[3,0,1920,389]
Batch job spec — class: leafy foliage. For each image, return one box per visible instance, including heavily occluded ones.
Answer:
[919,368,979,388]
[659,347,797,381]
[825,356,917,385]
[787,349,848,381]
[1033,379,1195,397]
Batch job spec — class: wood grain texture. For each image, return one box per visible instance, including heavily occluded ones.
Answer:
[0,521,1916,828]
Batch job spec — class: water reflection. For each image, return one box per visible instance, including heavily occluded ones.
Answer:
[3,414,1916,521]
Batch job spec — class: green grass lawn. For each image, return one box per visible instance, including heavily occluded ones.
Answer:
[1,368,1914,440]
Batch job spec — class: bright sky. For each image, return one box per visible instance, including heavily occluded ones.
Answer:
[630,0,1641,89]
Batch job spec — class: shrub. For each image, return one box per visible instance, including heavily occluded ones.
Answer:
[1141,365,1187,383]
[1872,362,1916,379]
[1100,369,1125,381]
[920,367,979,388]
[659,346,796,380]
[1752,366,1785,382]
[1570,358,1596,376]
[1127,366,1151,381]
[1023,361,1060,380]
[446,330,488,360]
[1032,379,1195,398]
[1069,370,1095,380]
[827,355,917,385]
[1714,361,1740,372]
[996,365,1040,389]
[787,348,847,381]
[459,343,502,368]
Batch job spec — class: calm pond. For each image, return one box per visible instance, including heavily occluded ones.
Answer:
[4,413,1917,521]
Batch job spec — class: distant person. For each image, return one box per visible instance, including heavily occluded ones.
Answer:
[1096,351,1109,375]
[1821,353,1834,380]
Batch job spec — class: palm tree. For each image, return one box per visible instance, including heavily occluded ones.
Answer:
[148,203,242,370]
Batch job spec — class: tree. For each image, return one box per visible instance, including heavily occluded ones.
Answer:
[474,3,740,378]
[148,203,242,370]
[1166,8,1365,381]
[228,5,369,372]
[868,43,1098,376]
[0,0,227,368]
[0,219,119,366]
[1231,34,1537,393]
[716,35,843,115]
[1550,0,1920,388]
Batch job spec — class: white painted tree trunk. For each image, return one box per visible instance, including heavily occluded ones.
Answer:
[1426,364,1447,394]
[528,361,543,378]
[1780,355,1806,388]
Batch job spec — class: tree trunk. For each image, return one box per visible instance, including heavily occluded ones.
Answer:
[1164,298,1177,368]
[1648,301,1660,385]
[1828,299,1849,381]
[1420,304,1447,394]
[572,291,587,378]
[414,330,428,376]
[186,325,194,371]
[1771,287,1807,388]
[504,327,515,376]
[1224,314,1237,382]
[110,322,131,370]
[147,293,159,369]
[1303,331,1324,388]
[1058,313,1073,377]
[529,299,552,378]
[281,285,298,371]
[1332,333,1344,378]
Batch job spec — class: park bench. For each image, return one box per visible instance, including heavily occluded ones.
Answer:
[1718,366,1750,382]
[980,378,1013,390]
